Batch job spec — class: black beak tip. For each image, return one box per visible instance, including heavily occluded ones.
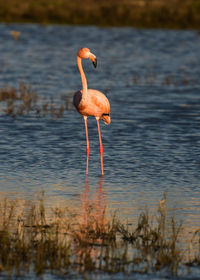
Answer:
[93,58,97,68]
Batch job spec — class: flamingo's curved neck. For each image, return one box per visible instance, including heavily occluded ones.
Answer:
[77,56,87,94]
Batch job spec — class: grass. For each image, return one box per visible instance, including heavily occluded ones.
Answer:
[0,81,73,118]
[0,0,200,29]
[0,192,199,278]
[0,75,197,119]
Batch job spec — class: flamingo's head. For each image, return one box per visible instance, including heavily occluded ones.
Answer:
[77,47,97,68]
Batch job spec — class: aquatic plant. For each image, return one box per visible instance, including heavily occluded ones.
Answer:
[0,192,199,278]
[0,81,73,118]
[0,74,196,119]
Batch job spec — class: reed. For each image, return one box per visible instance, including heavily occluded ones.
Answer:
[0,75,197,118]
[0,82,73,118]
[0,192,199,278]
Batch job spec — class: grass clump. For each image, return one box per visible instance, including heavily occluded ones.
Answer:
[0,74,197,118]
[0,81,73,118]
[0,192,199,278]
[118,192,183,274]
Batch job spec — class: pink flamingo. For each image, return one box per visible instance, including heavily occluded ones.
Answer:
[73,47,111,176]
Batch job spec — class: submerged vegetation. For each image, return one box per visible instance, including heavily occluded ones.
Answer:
[0,82,73,118]
[0,73,197,119]
[0,0,200,29]
[0,192,199,278]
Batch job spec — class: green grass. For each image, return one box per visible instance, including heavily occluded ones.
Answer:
[0,0,200,29]
[0,192,199,278]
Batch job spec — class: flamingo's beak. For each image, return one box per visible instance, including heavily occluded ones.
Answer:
[90,56,97,68]
[93,57,97,68]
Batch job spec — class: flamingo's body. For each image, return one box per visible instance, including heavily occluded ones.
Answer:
[73,47,111,176]
[74,89,110,125]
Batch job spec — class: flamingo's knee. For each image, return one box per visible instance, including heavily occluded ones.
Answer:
[99,146,103,155]
[86,146,90,156]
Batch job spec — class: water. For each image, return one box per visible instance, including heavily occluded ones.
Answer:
[0,23,200,279]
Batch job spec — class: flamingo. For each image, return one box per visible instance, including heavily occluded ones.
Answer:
[73,47,111,176]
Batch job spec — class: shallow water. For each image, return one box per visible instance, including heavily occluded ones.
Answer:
[0,23,200,278]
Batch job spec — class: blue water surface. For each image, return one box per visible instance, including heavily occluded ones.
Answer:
[0,24,199,279]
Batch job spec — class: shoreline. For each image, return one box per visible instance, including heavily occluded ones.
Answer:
[0,0,200,30]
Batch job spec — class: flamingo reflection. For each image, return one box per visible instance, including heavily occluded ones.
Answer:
[81,175,106,230]
[74,176,107,272]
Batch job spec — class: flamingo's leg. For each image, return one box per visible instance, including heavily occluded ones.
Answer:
[96,117,104,176]
[84,116,90,175]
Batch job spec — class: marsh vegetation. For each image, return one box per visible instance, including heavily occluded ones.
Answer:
[0,0,200,29]
[0,192,199,278]
[0,73,197,119]
[0,82,73,118]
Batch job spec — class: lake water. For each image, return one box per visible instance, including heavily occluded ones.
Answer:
[0,23,200,279]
